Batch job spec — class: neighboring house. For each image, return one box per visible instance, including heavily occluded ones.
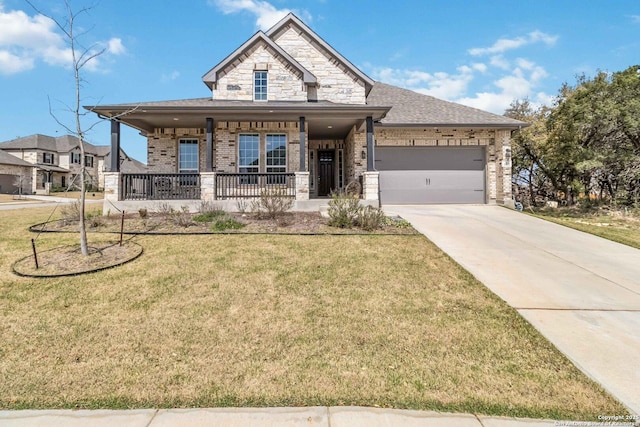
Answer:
[88,13,526,208]
[0,150,34,195]
[0,134,145,194]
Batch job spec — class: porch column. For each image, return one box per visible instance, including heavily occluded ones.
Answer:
[205,117,214,172]
[299,116,306,172]
[366,116,374,171]
[110,119,120,172]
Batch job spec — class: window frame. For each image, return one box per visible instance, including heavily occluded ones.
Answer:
[178,139,199,173]
[238,134,260,184]
[254,70,268,101]
[84,155,94,168]
[265,134,287,185]
[71,152,81,164]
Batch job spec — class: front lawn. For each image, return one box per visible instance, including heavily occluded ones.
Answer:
[0,207,627,419]
[528,206,640,250]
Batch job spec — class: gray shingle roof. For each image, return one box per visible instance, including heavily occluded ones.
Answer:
[0,134,105,156]
[367,82,527,127]
[0,150,35,167]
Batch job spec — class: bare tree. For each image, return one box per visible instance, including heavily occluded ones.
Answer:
[26,0,108,256]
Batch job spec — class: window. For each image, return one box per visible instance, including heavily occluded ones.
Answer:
[338,149,344,189]
[42,152,54,164]
[309,151,315,191]
[71,152,81,164]
[84,155,94,167]
[179,139,199,172]
[266,134,286,184]
[239,134,259,183]
[254,71,267,101]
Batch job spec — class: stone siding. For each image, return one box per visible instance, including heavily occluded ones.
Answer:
[272,27,366,104]
[213,43,307,101]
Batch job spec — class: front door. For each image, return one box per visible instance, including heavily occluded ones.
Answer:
[318,150,335,196]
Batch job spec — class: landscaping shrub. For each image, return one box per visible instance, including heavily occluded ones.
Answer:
[60,200,81,221]
[138,208,148,219]
[211,215,245,231]
[356,205,386,231]
[250,188,294,219]
[193,210,226,223]
[327,192,361,228]
[170,206,193,228]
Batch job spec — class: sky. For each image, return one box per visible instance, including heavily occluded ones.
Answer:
[0,0,639,163]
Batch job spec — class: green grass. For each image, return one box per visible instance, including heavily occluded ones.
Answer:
[528,207,640,249]
[0,207,628,419]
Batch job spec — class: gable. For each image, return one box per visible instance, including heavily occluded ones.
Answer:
[210,40,309,101]
[267,14,373,104]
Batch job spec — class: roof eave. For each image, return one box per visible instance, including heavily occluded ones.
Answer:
[376,122,531,129]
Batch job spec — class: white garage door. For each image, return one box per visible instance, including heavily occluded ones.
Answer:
[376,147,486,204]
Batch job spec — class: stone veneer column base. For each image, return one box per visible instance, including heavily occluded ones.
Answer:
[295,172,310,201]
[200,172,216,202]
[362,171,379,202]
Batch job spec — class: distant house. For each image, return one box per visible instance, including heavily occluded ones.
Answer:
[0,134,145,194]
[0,150,34,195]
[89,13,525,208]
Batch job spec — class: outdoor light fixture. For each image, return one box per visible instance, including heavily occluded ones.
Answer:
[361,150,366,159]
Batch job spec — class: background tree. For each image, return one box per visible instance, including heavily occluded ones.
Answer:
[26,0,107,255]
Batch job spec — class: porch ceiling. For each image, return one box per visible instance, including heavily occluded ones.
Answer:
[86,101,391,139]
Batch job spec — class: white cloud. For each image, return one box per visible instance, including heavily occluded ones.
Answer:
[161,70,180,82]
[490,55,510,70]
[107,38,126,55]
[211,0,294,31]
[0,5,125,75]
[631,15,640,23]
[468,30,557,56]
[371,66,474,99]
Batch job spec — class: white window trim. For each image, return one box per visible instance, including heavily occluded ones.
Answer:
[178,139,199,173]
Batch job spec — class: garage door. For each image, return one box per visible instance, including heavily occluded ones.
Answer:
[0,174,18,195]
[376,147,485,204]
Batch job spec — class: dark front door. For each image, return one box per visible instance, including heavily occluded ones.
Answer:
[318,150,335,196]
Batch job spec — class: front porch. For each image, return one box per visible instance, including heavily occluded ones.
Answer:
[103,170,379,214]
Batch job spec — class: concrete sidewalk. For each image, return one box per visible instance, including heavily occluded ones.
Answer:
[385,205,640,415]
[0,407,568,427]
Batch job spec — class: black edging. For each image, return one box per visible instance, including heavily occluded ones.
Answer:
[11,242,144,279]
[28,219,419,237]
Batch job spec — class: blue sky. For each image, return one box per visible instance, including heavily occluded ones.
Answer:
[1,0,639,162]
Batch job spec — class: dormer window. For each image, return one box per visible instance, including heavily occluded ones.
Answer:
[254,71,267,101]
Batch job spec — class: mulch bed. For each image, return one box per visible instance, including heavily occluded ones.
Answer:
[32,211,418,235]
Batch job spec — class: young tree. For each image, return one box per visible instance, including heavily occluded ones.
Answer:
[26,0,107,255]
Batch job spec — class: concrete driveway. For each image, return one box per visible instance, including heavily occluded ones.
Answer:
[384,205,640,415]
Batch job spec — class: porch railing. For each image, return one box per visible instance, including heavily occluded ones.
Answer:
[216,173,295,199]
[121,173,201,200]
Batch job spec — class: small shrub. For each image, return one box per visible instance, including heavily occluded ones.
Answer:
[138,208,148,219]
[356,205,385,231]
[383,216,412,229]
[211,215,245,231]
[155,202,174,216]
[170,206,192,228]
[193,210,226,222]
[250,188,294,219]
[327,192,361,228]
[88,215,106,228]
[60,200,81,221]
[236,199,249,214]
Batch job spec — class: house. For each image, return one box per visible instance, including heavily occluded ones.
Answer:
[88,13,525,210]
[0,150,34,195]
[0,134,146,194]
